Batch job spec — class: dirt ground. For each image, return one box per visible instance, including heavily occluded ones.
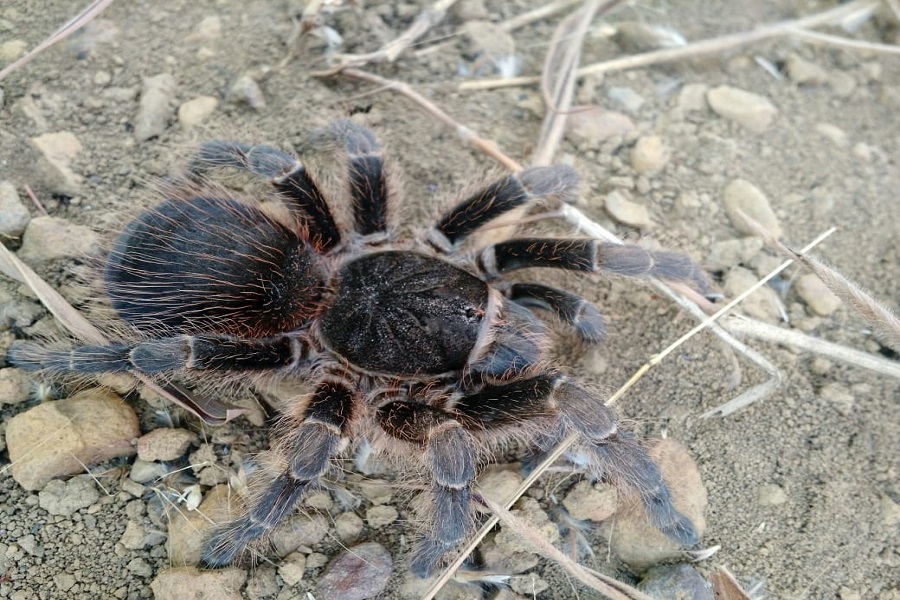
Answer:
[0,1,898,599]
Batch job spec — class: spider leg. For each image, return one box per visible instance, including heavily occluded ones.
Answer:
[477,238,709,291]
[189,141,341,251]
[451,374,699,548]
[377,400,477,577]
[467,299,546,382]
[503,282,606,344]
[323,120,390,237]
[425,166,579,253]
[200,374,355,567]
[8,335,307,374]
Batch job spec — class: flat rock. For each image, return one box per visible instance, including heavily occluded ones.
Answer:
[137,427,197,462]
[150,567,246,600]
[757,483,788,506]
[0,181,30,238]
[6,388,139,490]
[135,73,176,142]
[723,178,782,238]
[365,504,398,528]
[795,273,841,316]
[602,438,707,570]
[605,190,651,228]
[167,484,234,566]
[30,131,84,196]
[316,542,392,600]
[38,475,100,516]
[178,95,218,129]
[707,85,778,134]
[17,216,100,263]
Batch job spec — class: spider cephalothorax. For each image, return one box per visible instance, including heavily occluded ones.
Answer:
[9,120,706,576]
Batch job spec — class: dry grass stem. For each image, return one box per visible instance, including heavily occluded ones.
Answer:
[459,0,880,91]
[788,27,900,54]
[478,494,655,600]
[23,185,50,217]
[0,0,117,83]
[323,0,458,72]
[724,316,900,379]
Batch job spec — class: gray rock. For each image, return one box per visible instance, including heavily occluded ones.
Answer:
[815,123,849,148]
[606,86,645,113]
[723,178,782,238]
[271,513,329,557]
[707,85,778,134]
[677,83,709,113]
[365,504,398,528]
[129,459,165,484]
[6,388,139,490]
[120,520,148,550]
[135,73,176,142]
[795,273,841,316]
[819,382,855,416]
[150,567,246,600]
[461,21,517,77]
[605,190,651,229]
[126,557,153,577]
[17,216,100,263]
[0,181,30,238]
[30,131,84,196]
[477,464,522,506]
[229,75,266,110]
[39,475,100,516]
[638,564,713,600]
[317,542,392,600]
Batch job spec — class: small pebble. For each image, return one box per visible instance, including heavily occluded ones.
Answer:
[630,135,670,175]
[0,39,28,61]
[0,367,31,405]
[565,107,634,149]
[614,22,686,53]
[478,465,523,507]
[638,563,714,600]
[819,382,855,416]
[278,552,307,586]
[495,498,559,556]
[510,573,549,595]
[0,181,30,238]
[707,85,778,133]
[785,54,829,86]
[461,21,517,77]
[723,178,782,238]
[334,512,364,542]
[39,475,101,516]
[30,131,84,196]
[365,504,398,528]
[229,74,266,110]
[129,459,165,484]
[150,567,246,600]
[795,273,841,316]
[271,513,328,557]
[167,484,233,566]
[6,388,139,490]
[135,73,177,142]
[126,557,154,578]
[177,96,218,129]
[677,83,709,113]
[189,15,222,42]
[317,542,392,600]
[815,123,849,148]
[605,190,651,229]
[707,237,763,269]
[562,481,617,522]
[137,428,198,462]
[757,483,788,506]
[245,567,278,599]
[606,86,645,113]
[120,520,148,550]
[724,266,782,322]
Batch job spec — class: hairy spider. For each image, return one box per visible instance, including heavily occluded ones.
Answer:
[9,120,705,576]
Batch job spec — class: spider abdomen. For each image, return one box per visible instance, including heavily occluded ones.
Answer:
[321,251,488,375]
[104,196,328,338]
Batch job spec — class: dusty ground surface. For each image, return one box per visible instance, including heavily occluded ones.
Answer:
[0,1,898,599]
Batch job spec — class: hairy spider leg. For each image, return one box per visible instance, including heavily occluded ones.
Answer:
[200,373,356,568]
[503,282,607,344]
[466,299,547,382]
[453,374,699,547]
[425,165,580,253]
[476,238,709,292]
[190,141,342,251]
[377,400,478,577]
[8,335,307,374]
[322,120,391,236]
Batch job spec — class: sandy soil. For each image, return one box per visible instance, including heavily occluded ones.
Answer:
[1,1,898,599]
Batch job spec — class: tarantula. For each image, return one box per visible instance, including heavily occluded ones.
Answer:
[9,120,704,576]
